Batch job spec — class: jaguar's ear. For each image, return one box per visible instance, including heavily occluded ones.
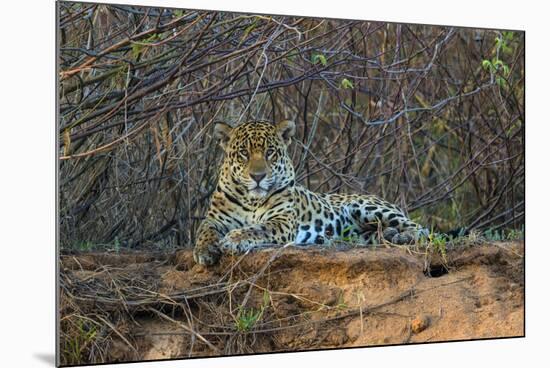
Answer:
[213,122,233,150]
[276,120,295,146]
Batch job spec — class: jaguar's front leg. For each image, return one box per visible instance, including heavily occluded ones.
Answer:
[193,220,224,266]
[220,219,296,254]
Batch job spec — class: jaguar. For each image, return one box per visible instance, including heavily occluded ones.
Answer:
[193,120,430,266]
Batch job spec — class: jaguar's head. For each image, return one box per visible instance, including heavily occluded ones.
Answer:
[215,120,296,198]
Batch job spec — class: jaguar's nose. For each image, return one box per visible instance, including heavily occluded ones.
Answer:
[250,172,266,184]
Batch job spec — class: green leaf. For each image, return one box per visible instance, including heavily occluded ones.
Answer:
[340,78,354,89]
[262,290,270,306]
[493,59,504,69]
[131,43,143,58]
[503,31,515,41]
[131,33,161,58]
[145,33,160,43]
[312,53,327,66]
[502,44,513,55]
[482,60,492,70]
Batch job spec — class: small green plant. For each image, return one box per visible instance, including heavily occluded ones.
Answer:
[340,78,354,89]
[63,319,97,365]
[340,225,361,243]
[496,31,516,55]
[235,307,262,332]
[173,9,184,17]
[429,232,448,261]
[481,32,516,89]
[113,236,121,253]
[131,33,161,58]
[336,291,347,310]
[483,228,505,241]
[234,290,270,332]
[483,226,524,241]
[506,226,525,240]
[74,241,95,251]
[311,52,327,66]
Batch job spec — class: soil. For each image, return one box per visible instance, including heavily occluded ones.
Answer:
[59,241,524,365]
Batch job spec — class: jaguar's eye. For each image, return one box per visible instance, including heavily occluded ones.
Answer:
[239,149,249,160]
[266,147,275,158]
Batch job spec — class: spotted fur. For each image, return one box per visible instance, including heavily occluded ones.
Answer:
[193,120,429,265]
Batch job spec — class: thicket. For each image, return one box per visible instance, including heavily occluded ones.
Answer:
[58,2,524,250]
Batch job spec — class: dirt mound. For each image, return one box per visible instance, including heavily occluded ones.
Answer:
[59,242,524,365]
